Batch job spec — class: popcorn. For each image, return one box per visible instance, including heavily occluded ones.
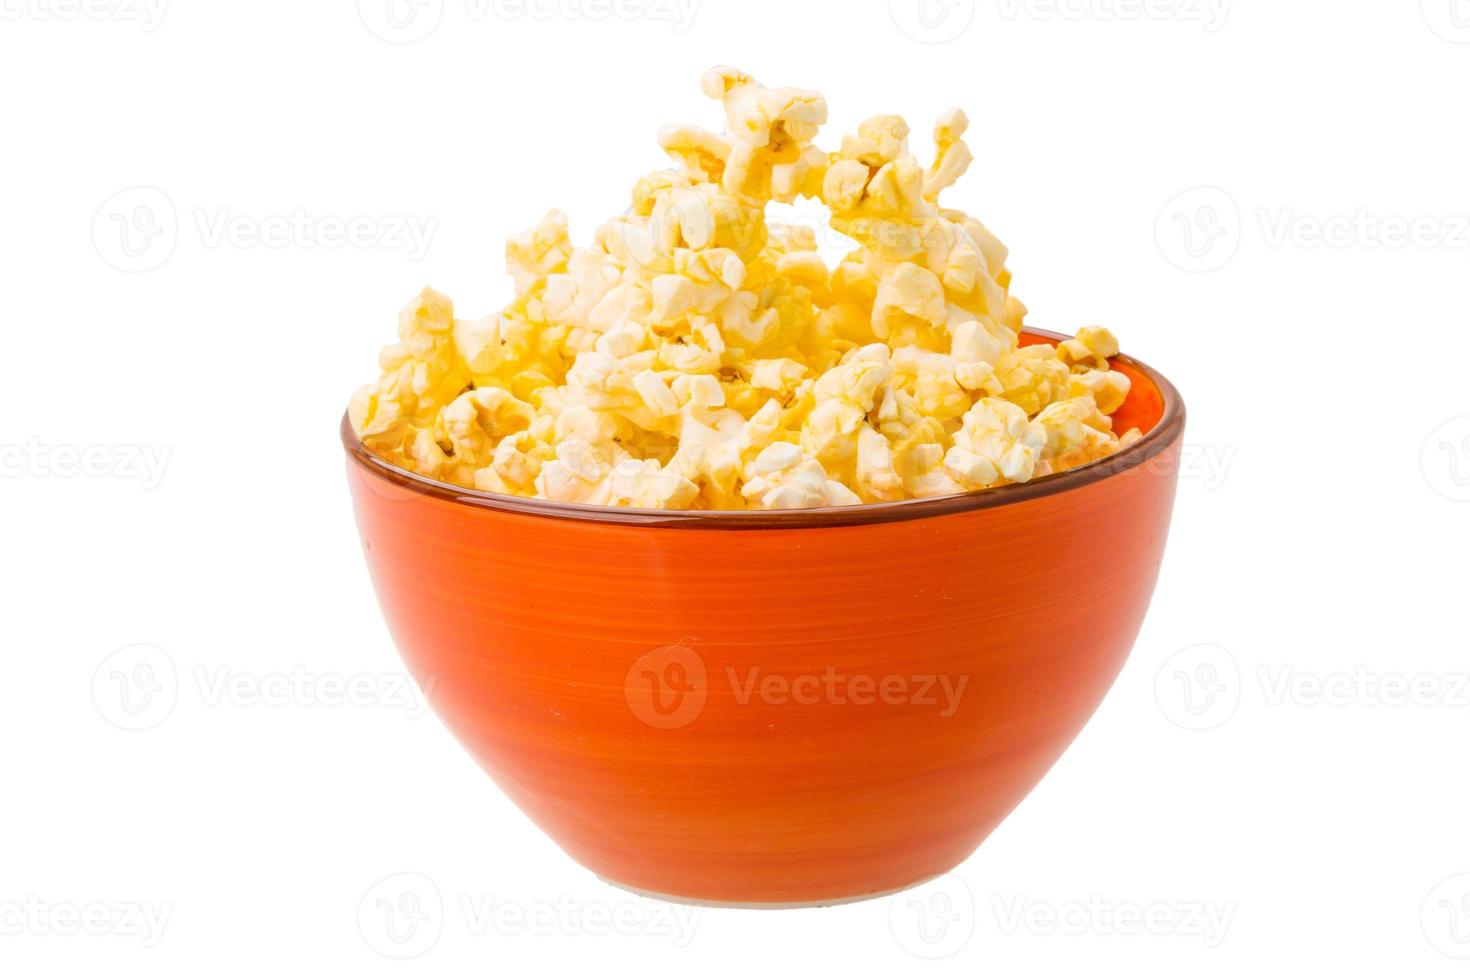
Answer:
[994,344,1072,417]
[749,357,809,392]
[658,125,730,183]
[872,263,947,346]
[741,443,860,509]
[438,387,534,480]
[1056,325,1120,371]
[476,430,543,494]
[1069,367,1132,415]
[505,211,572,294]
[350,69,1141,510]
[948,398,1046,486]
[924,109,973,200]
[1034,397,1114,460]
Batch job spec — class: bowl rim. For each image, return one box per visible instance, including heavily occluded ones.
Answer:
[341,328,1186,530]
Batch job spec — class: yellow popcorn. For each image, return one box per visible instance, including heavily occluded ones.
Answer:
[948,397,1047,487]
[741,443,861,509]
[895,417,963,499]
[872,263,947,347]
[505,211,573,294]
[890,346,972,421]
[749,357,809,392]
[437,387,534,482]
[994,344,1072,417]
[1069,367,1132,415]
[924,109,973,200]
[658,125,730,184]
[1056,325,1121,371]
[349,69,1139,510]
[1034,397,1115,459]
[475,430,544,495]
[855,424,905,502]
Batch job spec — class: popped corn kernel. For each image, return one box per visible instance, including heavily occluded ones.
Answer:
[1069,367,1132,415]
[741,442,853,510]
[349,69,1144,510]
[924,109,973,200]
[658,124,731,183]
[1034,397,1113,457]
[506,211,573,294]
[994,344,1072,416]
[872,263,946,346]
[950,397,1047,486]
[437,387,535,480]
[1056,325,1120,371]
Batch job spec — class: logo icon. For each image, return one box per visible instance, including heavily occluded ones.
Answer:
[91,644,178,731]
[357,0,443,44]
[1154,643,1240,730]
[888,0,976,43]
[1155,186,1240,273]
[1422,416,1470,502]
[1422,0,1470,42]
[357,872,444,959]
[1422,874,1470,958]
[92,186,177,273]
[887,873,976,958]
[624,638,707,729]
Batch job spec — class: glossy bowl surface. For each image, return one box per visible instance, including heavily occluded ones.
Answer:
[343,330,1185,905]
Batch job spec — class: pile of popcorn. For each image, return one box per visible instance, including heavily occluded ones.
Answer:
[349,68,1139,510]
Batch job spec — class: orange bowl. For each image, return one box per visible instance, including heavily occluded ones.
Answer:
[342,330,1185,907]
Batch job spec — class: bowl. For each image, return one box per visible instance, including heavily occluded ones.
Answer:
[342,329,1185,907]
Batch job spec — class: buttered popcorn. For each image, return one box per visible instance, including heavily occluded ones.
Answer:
[349,68,1140,510]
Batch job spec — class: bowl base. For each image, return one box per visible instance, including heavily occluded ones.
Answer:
[597,872,940,909]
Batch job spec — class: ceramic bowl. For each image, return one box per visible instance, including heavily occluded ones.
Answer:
[342,329,1185,907]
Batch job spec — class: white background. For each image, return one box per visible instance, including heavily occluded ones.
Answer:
[3,0,1469,976]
